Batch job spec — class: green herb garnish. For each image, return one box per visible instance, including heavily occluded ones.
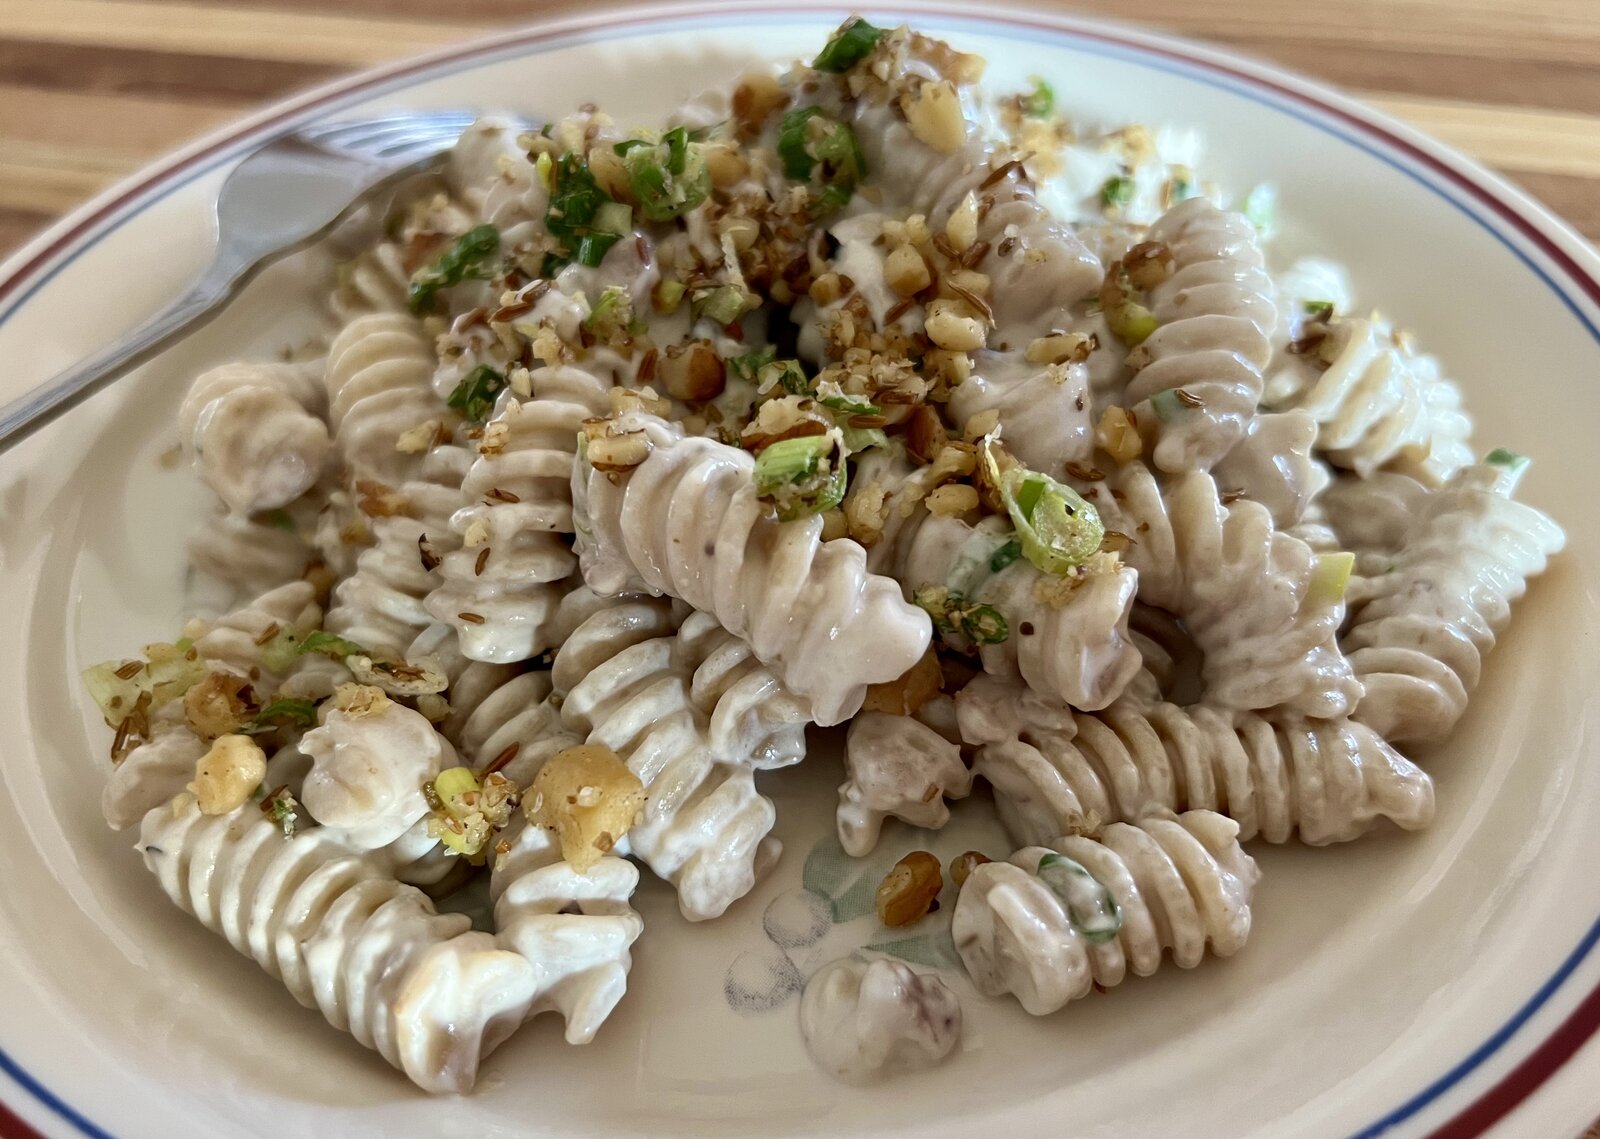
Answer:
[1100,175,1135,209]
[1306,551,1355,608]
[447,365,507,424]
[1302,299,1335,322]
[545,154,624,272]
[728,346,777,381]
[408,225,500,313]
[691,284,757,327]
[1020,76,1055,118]
[752,433,848,521]
[812,17,885,72]
[623,126,711,222]
[980,440,1105,576]
[989,538,1022,573]
[297,630,369,660]
[260,786,300,838]
[260,508,296,532]
[1037,852,1122,943]
[1242,183,1276,235]
[243,698,318,734]
[777,107,865,217]
[911,585,1010,646]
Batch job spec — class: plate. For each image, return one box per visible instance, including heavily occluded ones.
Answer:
[2,4,1598,1137]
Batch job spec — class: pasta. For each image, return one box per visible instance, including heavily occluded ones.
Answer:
[1266,309,1474,484]
[489,814,644,1044]
[83,16,1567,1092]
[1119,198,1278,473]
[836,711,973,857]
[178,360,330,515]
[424,363,612,663]
[952,810,1258,1015]
[138,797,536,1093]
[1341,458,1564,744]
[324,313,442,486]
[299,686,454,850]
[552,590,782,921]
[573,410,932,725]
[672,609,811,769]
[1079,461,1360,717]
[323,436,470,656]
[958,675,1435,847]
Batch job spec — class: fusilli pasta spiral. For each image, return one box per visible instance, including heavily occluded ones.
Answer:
[836,711,973,857]
[425,364,611,663]
[1342,459,1564,744]
[1079,461,1360,717]
[1120,198,1276,473]
[178,360,330,515]
[958,677,1435,846]
[573,412,931,725]
[552,591,779,921]
[138,798,536,1093]
[952,810,1258,1015]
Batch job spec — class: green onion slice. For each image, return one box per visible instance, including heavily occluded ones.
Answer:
[407,224,500,313]
[297,630,369,660]
[752,433,848,521]
[623,127,710,222]
[446,365,507,425]
[1037,851,1123,944]
[980,439,1106,576]
[1021,76,1055,119]
[812,17,885,72]
[243,697,318,734]
[1100,175,1135,209]
[1306,551,1355,608]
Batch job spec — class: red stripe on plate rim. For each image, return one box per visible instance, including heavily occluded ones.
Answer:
[1,5,1596,1138]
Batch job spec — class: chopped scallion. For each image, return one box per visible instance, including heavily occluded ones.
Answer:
[812,17,885,72]
[989,538,1022,573]
[1037,852,1122,943]
[1100,175,1136,209]
[407,224,500,314]
[1306,551,1355,608]
[446,365,507,424]
[243,698,318,734]
[980,439,1105,576]
[1020,76,1055,118]
[623,128,710,222]
[297,630,369,660]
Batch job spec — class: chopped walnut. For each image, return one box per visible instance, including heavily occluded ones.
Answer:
[183,671,255,741]
[190,735,267,817]
[526,743,645,872]
[926,483,978,517]
[862,650,943,716]
[949,850,992,889]
[658,341,727,402]
[901,80,966,154]
[332,682,389,716]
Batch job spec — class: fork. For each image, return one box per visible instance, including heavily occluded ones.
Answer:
[0,110,481,453]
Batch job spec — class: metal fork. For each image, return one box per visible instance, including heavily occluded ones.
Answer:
[0,110,480,452]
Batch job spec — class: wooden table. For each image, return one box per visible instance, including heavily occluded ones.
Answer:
[1,0,1598,258]
[0,1,1596,1135]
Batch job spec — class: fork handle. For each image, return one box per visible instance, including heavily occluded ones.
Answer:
[0,261,241,454]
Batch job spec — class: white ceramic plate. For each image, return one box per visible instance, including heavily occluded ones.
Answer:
[2,4,1598,1137]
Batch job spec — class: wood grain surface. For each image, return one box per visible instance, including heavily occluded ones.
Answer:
[0,1,1596,1134]
[0,0,1598,258]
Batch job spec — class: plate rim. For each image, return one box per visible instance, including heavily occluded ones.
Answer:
[2,4,1597,1137]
